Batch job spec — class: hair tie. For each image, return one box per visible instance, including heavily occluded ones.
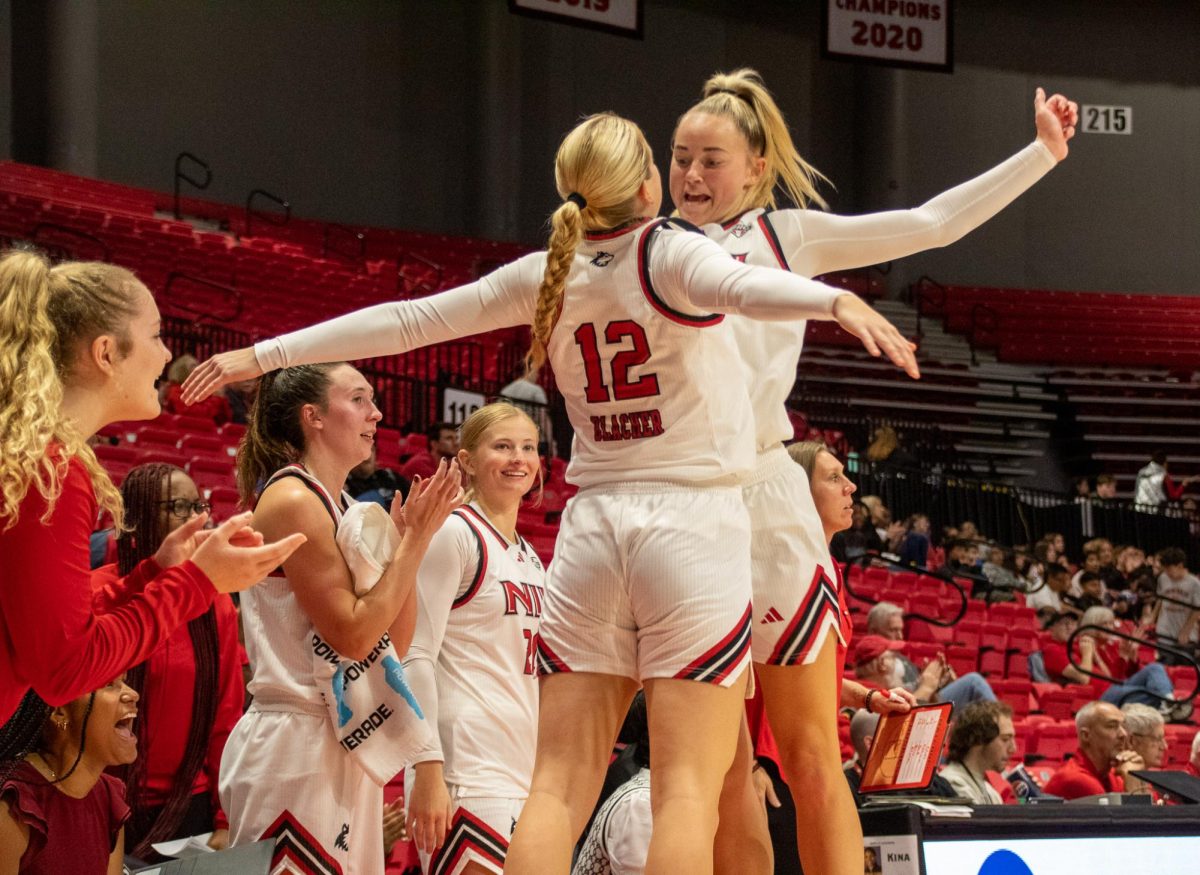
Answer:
[711,86,749,104]
[566,192,587,210]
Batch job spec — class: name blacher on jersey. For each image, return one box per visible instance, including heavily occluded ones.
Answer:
[590,408,665,443]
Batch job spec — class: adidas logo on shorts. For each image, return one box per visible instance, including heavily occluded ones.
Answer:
[760,607,784,624]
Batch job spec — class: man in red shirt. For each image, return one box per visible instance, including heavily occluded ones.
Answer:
[1043,701,1144,799]
[399,421,459,481]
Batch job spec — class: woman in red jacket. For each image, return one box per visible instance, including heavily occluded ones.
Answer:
[92,463,245,856]
[0,249,304,731]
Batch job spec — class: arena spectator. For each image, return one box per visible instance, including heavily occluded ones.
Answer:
[0,681,138,872]
[1042,701,1143,799]
[897,513,931,568]
[1069,548,1103,596]
[1042,606,1182,716]
[400,421,460,482]
[223,377,258,426]
[1134,451,1195,506]
[1151,547,1200,662]
[164,354,232,425]
[1027,563,1071,621]
[939,701,1016,804]
[829,500,883,564]
[1120,703,1167,796]
[864,426,917,472]
[499,364,554,457]
[1065,571,1106,613]
[1094,474,1118,500]
[980,545,1024,603]
[1187,731,1200,780]
[345,444,409,509]
[92,463,243,856]
[851,635,996,715]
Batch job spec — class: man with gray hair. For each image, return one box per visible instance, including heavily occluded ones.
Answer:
[861,601,997,713]
[1043,701,1144,799]
[1121,703,1166,795]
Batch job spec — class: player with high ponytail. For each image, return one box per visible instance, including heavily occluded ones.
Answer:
[181,110,918,875]
[671,68,1077,875]
[0,248,304,732]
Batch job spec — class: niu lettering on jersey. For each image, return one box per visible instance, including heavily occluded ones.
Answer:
[452,505,545,676]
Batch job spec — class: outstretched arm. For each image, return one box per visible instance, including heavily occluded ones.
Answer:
[655,231,919,378]
[777,88,1077,278]
[182,255,543,403]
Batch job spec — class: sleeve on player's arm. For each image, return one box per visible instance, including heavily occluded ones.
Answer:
[255,255,543,371]
[781,140,1056,277]
[651,229,843,321]
[401,517,477,763]
[2,466,214,708]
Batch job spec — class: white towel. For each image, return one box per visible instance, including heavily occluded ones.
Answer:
[309,501,434,786]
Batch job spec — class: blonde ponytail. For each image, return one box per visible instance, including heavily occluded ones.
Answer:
[524,113,655,373]
[0,250,130,531]
[688,68,830,215]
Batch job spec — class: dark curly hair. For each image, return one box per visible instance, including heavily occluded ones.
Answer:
[947,700,1013,763]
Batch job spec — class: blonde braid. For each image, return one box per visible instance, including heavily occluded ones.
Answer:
[526,201,583,374]
[523,112,654,374]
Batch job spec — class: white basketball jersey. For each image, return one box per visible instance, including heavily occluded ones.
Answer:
[703,209,807,453]
[435,504,545,797]
[547,219,755,487]
[242,465,352,708]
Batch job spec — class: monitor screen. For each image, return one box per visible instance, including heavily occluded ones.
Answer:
[924,835,1200,875]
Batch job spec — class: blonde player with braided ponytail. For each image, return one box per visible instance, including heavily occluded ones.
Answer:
[182,111,917,875]
[670,69,1077,875]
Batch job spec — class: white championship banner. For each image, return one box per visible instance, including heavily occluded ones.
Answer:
[824,0,952,72]
[509,0,642,38]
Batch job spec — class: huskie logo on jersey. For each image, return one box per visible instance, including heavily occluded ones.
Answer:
[591,408,665,443]
[730,221,753,238]
[591,251,614,267]
[500,580,545,617]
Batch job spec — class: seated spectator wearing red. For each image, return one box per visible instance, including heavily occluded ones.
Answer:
[939,701,1016,805]
[1041,606,1179,714]
[1119,703,1166,797]
[1151,547,1200,665]
[399,421,459,482]
[164,354,232,425]
[0,678,139,872]
[1043,701,1143,799]
[858,607,997,714]
[0,250,302,728]
[92,464,244,857]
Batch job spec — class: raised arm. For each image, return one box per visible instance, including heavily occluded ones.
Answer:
[777,88,1077,278]
[181,255,543,403]
[655,230,919,378]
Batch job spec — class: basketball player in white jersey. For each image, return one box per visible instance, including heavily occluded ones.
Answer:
[404,403,546,875]
[220,362,461,874]
[669,70,1077,875]
[181,112,918,875]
